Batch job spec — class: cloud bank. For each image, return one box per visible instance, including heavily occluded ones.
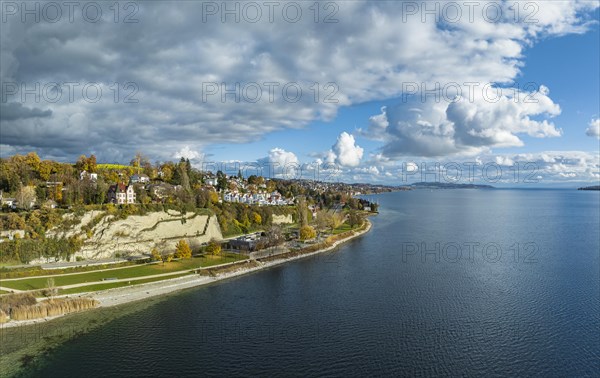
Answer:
[1,1,598,164]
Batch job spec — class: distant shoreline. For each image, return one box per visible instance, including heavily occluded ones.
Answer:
[578,185,600,191]
[1,219,372,329]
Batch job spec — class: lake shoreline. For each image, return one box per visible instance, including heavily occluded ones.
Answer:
[0,219,372,329]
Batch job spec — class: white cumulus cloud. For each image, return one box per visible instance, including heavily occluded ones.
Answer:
[173,146,203,161]
[327,132,364,167]
[586,118,600,139]
[379,85,562,158]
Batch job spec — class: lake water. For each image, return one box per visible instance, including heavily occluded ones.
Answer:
[19,189,600,377]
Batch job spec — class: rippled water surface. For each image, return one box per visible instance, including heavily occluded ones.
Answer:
[23,190,600,377]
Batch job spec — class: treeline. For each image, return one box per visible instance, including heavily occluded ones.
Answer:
[273,179,378,212]
[0,235,83,264]
[212,202,294,237]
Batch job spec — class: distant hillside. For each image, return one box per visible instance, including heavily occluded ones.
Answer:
[577,186,600,191]
[409,182,494,189]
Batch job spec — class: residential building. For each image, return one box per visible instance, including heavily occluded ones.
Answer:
[130,174,150,184]
[205,178,218,186]
[80,171,98,181]
[107,183,136,204]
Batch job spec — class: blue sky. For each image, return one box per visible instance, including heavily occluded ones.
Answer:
[1,1,599,185]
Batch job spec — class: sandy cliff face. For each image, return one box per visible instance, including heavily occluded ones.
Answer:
[46,211,223,261]
[272,214,293,224]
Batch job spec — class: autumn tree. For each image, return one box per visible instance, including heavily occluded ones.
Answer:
[4,213,26,230]
[178,162,192,193]
[130,152,151,174]
[265,224,284,248]
[160,163,174,182]
[175,239,192,259]
[266,180,276,193]
[205,239,222,256]
[75,155,89,172]
[315,211,333,234]
[296,196,308,227]
[25,152,41,172]
[330,212,345,233]
[88,155,97,172]
[299,225,316,241]
[208,191,219,204]
[16,184,36,209]
[151,247,162,261]
[38,160,53,181]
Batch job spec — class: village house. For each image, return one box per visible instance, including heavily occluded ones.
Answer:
[130,174,150,184]
[205,177,218,186]
[80,171,98,181]
[42,199,58,209]
[147,183,175,200]
[0,191,16,210]
[107,183,136,204]
[0,230,26,243]
[222,190,292,206]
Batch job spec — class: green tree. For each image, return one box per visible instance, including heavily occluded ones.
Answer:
[216,171,228,192]
[348,210,363,228]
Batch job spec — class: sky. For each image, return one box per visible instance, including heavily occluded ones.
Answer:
[1,0,599,186]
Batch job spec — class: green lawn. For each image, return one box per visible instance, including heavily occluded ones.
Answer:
[0,262,23,268]
[0,290,9,295]
[58,272,194,295]
[332,223,354,234]
[0,262,137,280]
[1,254,247,291]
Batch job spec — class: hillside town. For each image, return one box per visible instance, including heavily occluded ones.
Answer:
[0,153,381,265]
[0,153,393,211]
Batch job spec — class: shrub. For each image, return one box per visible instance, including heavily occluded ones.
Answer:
[299,225,316,241]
